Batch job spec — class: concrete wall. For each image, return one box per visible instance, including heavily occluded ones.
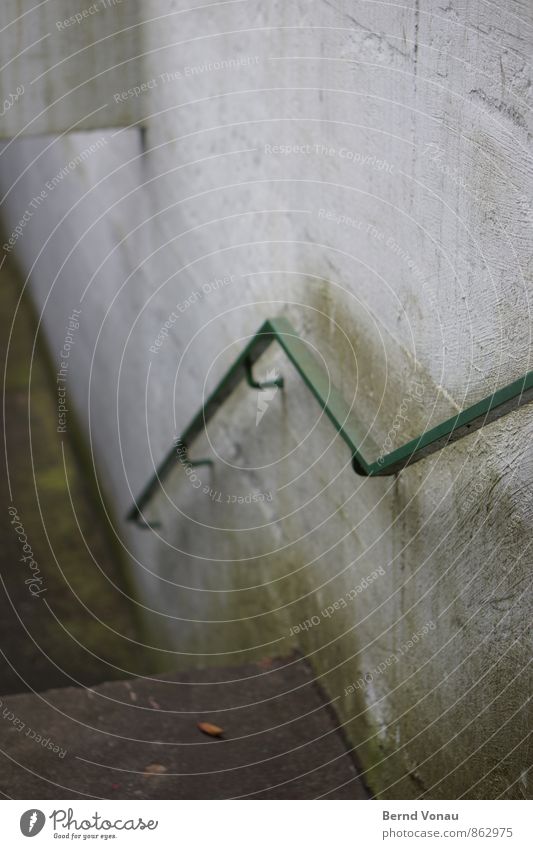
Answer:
[0,0,531,798]
[0,0,139,136]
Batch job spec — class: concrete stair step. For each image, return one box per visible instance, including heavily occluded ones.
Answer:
[0,654,368,800]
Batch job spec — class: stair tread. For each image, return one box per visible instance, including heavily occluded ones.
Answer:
[0,654,367,799]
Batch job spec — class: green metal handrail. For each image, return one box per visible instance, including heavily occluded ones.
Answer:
[127,316,533,524]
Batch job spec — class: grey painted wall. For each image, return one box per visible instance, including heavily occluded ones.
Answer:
[0,0,531,798]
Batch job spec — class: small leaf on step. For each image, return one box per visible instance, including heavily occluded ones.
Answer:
[197,721,224,738]
[144,763,167,776]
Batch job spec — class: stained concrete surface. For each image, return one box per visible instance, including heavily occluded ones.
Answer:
[0,260,159,695]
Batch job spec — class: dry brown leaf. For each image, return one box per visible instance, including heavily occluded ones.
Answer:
[143,763,167,776]
[197,721,224,738]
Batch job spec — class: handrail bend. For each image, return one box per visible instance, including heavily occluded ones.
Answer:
[128,316,533,524]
